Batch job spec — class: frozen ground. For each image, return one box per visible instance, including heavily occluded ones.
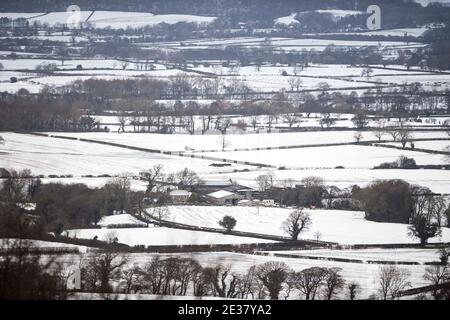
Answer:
[97,214,147,227]
[414,0,450,6]
[66,227,276,246]
[0,239,90,253]
[4,60,449,94]
[0,132,248,176]
[383,140,450,153]
[41,130,449,152]
[164,206,450,245]
[204,145,446,169]
[0,11,216,29]
[265,248,444,264]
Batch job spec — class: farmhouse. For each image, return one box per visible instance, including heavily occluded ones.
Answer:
[169,189,191,204]
[206,190,243,205]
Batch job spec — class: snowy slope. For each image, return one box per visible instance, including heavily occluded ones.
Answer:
[165,206,450,245]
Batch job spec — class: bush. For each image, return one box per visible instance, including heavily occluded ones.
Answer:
[374,156,416,169]
[397,156,416,169]
[218,215,237,232]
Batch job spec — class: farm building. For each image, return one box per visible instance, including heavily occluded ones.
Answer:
[169,190,191,204]
[206,190,243,205]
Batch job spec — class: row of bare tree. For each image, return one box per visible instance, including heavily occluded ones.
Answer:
[74,247,450,300]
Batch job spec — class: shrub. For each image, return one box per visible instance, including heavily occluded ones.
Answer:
[218,215,237,232]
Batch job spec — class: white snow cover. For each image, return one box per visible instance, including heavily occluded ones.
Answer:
[97,214,147,227]
[0,239,90,253]
[207,190,236,198]
[204,145,446,169]
[274,13,300,26]
[66,227,276,246]
[0,132,248,176]
[275,10,363,26]
[42,130,449,152]
[165,206,450,245]
[315,9,364,19]
[267,248,443,264]
[414,0,450,6]
[0,11,216,29]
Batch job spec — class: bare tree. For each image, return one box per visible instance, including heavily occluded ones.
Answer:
[148,206,170,223]
[81,251,128,293]
[279,178,295,188]
[203,264,239,298]
[293,267,327,300]
[255,174,275,191]
[201,115,214,135]
[377,265,411,300]
[283,113,301,128]
[347,282,360,300]
[256,261,290,300]
[354,132,363,143]
[117,112,128,133]
[139,164,164,192]
[301,176,324,188]
[251,117,258,131]
[215,117,232,134]
[352,111,369,129]
[185,115,196,135]
[408,189,446,245]
[121,264,143,294]
[219,134,229,151]
[322,268,345,300]
[281,208,312,240]
[386,124,400,141]
[287,77,302,92]
[373,119,386,142]
[235,265,260,299]
[398,122,413,148]
[423,248,450,300]
[173,168,202,188]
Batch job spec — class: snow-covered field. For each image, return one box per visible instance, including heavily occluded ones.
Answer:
[4,59,450,94]
[97,214,147,227]
[204,145,445,169]
[41,130,449,152]
[0,132,248,176]
[66,227,276,246]
[164,206,450,244]
[265,248,443,264]
[0,11,216,29]
[415,0,450,6]
[383,140,450,153]
[0,239,90,253]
